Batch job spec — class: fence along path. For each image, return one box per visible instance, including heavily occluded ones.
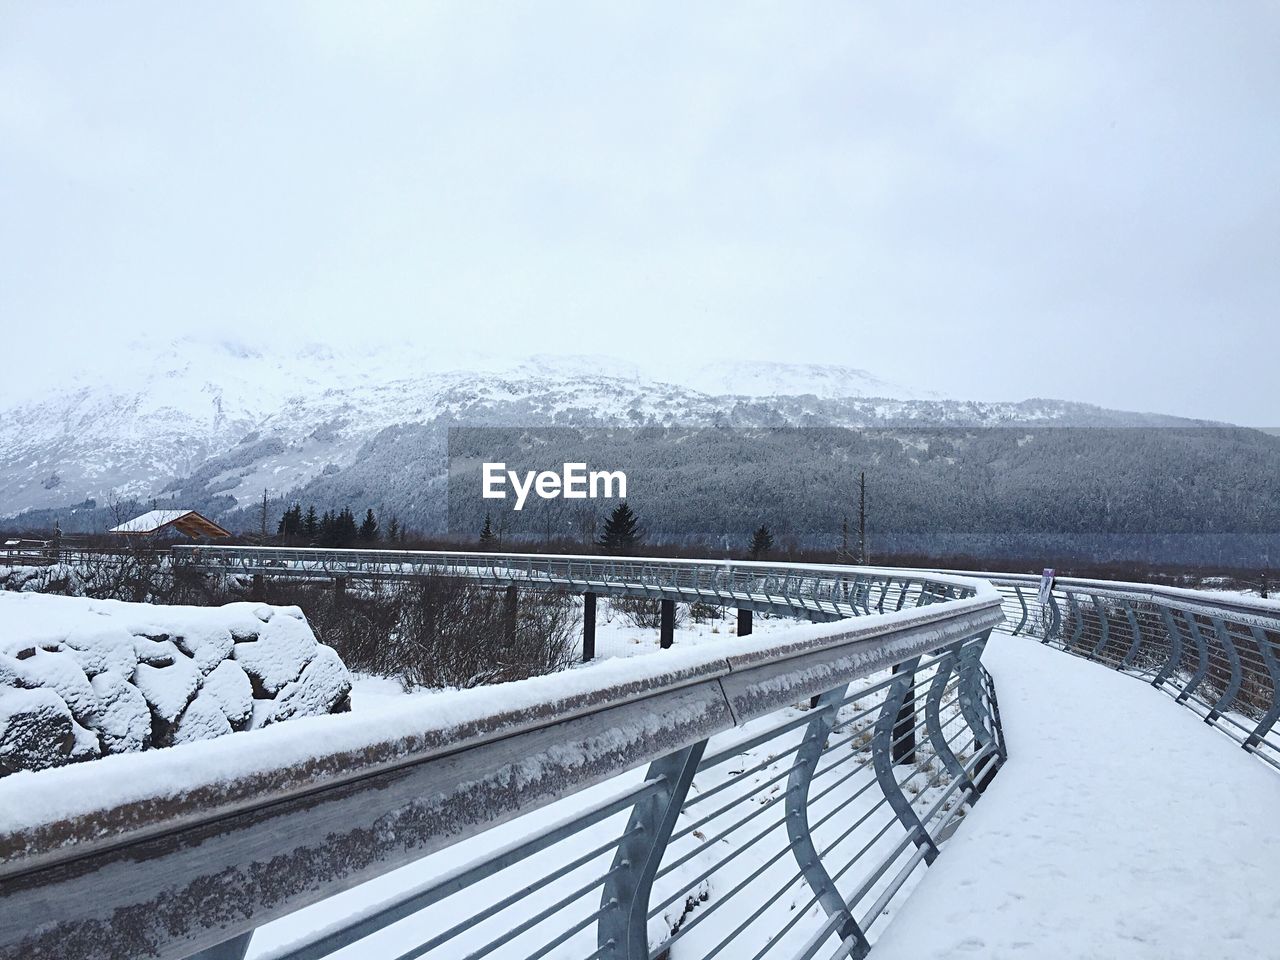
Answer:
[0,558,1004,960]
[948,570,1280,769]
[7,552,1277,960]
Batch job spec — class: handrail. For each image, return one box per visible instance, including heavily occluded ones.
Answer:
[0,556,1004,960]
[972,572,1280,769]
[917,566,1280,620]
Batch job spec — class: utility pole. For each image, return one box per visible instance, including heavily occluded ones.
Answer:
[1262,571,1270,600]
[857,471,868,565]
[259,488,269,543]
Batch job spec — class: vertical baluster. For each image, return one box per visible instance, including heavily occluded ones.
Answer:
[1176,611,1212,706]
[1207,618,1243,723]
[1245,625,1280,751]
[598,744,706,960]
[872,657,939,864]
[786,685,871,958]
[1153,606,1186,690]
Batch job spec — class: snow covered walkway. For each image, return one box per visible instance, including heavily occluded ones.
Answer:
[872,632,1280,960]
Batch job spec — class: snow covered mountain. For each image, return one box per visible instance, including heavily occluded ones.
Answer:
[671,360,937,401]
[0,336,1202,526]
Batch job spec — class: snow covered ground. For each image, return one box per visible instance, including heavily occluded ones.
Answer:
[872,632,1280,960]
[348,601,797,708]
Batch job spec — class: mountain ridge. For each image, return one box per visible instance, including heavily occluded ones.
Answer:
[0,337,1232,530]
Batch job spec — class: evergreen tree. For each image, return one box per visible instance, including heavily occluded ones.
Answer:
[336,507,358,547]
[303,505,319,540]
[277,503,303,539]
[479,512,498,547]
[318,510,336,547]
[387,515,400,543]
[359,508,380,542]
[749,524,775,560]
[596,502,643,555]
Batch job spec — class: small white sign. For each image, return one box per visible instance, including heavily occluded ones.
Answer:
[1038,568,1055,605]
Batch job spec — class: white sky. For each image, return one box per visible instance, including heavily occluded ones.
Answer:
[2,2,1277,424]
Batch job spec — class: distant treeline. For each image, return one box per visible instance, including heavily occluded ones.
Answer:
[274,503,408,548]
[442,426,1280,567]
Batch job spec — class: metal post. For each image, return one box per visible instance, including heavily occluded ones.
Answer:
[925,647,973,792]
[582,592,597,662]
[737,608,752,637]
[250,574,265,602]
[1043,591,1062,643]
[891,661,917,765]
[1011,585,1029,635]
[1120,602,1144,669]
[333,575,346,607]
[1066,592,1085,650]
[872,656,938,864]
[1153,606,1185,690]
[659,598,674,649]
[504,584,518,647]
[598,743,705,960]
[786,684,870,958]
[1176,611,1211,705]
[1207,618,1243,723]
[1245,625,1280,751]
[1089,595,1111,660]
[956,635,998,794]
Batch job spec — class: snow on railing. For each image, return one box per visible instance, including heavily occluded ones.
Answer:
[0,557,1004,960]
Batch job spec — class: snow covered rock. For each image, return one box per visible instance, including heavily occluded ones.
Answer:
[0,592,352,776]
[231,605,324,696]
[200,660,254,729]
[87,671,151,754]
[0,564,86,596]
[0,687,97,775]
[267,646,353,725]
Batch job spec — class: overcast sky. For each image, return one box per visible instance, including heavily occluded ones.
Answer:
[2,3,1277,424]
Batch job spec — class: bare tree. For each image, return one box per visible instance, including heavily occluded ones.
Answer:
[258,488,270,543]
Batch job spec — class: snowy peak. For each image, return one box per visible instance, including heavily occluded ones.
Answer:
[671,361,934,401]
[0,336,1201,524]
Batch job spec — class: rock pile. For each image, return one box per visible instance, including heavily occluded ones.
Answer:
[0,592,351,777]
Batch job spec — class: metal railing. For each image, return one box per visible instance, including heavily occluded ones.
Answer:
[171,546,978,621]
[0,558,1005,960]
[953,571,1280,771]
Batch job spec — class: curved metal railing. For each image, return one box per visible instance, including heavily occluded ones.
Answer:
[0,557,1004,960]
[951,571,1280,770]
[170,546,977,621]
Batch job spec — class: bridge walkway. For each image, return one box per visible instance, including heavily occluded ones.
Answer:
[871,631,1280,960]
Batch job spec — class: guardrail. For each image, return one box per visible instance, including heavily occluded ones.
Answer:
[956,571,1280,770]
[0,558,1005,960]
[171,546,978,622]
